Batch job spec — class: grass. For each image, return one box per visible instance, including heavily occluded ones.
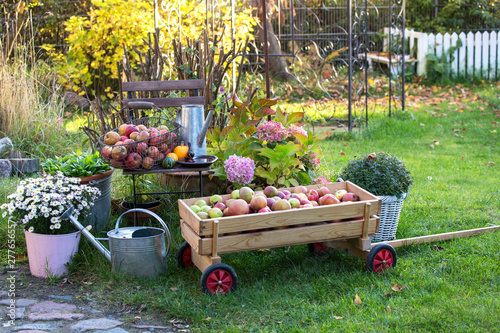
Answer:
[1,82,499,332]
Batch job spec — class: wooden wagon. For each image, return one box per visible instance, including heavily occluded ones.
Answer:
[176,181,405,295]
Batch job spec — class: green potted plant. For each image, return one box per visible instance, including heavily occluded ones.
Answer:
[337,152,413,242]
[41,150,113,231]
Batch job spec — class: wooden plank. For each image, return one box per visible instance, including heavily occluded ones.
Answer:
[361,203,372,239]
[122,96,205,108]
[347,181,382,213]
[489,31,498,81]
[416,33,428,76]
[191,250,221,273]
[212,220,219,257]
[474,31,482,76]
[457,32,467,77]
[196,218,379,255]
[466,32,475,77]
[450,33,459,76]
[324,239,369,260]
[373,225,500,249]
[443,33,451,78]
[180,220,202,253]
[178,200,203,235]
[482,31,489,79]
[121,79,204,92]
[435,33,443,59]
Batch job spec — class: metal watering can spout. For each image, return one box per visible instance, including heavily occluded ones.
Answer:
[62,207,111,262]
[197,109,213,148]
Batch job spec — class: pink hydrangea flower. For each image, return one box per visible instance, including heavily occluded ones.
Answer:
[288,124,307,137]
[313,175,332,184]
[224,155,255,185]
[255,121,289,143]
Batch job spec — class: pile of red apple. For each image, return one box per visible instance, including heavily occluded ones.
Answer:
[100,123,177,170]
[189,185,360,221]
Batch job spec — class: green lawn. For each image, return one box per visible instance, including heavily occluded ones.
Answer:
[1,82,499,332]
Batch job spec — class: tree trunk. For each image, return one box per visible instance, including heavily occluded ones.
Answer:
[252,0,295,81]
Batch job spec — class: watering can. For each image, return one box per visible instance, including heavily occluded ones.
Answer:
[62,207,171,278]
[176,104,213,157]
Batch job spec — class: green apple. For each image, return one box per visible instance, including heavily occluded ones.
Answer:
[197,211,209,219]
[200,205,211,213]
[190,205,201,213]
[208,207,223,218]
[209,194,223,205]
[195,199,207,207]
[231,189,240,199]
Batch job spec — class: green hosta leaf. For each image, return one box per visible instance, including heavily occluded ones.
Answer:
[288,178,299,187]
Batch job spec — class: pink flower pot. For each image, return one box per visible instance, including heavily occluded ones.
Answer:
[24,230,81,278]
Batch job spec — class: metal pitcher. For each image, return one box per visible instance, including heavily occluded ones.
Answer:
[63,208,171,279]
[176,104,213,157]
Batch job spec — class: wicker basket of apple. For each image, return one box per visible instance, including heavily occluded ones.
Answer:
[98,117,180,170]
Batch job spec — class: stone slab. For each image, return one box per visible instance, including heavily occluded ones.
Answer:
[4,306,25,319]
[93,328,129,333]
[28,312,85,321]
[30,300,76,313]
[70,318,123,332]
[10,323,58,331]
[0,298,38,307]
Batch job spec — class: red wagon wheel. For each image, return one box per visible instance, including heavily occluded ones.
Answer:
[366,243,397,273]
[307,242,329,254]
[176,241,194,267]
[201,264,238,295]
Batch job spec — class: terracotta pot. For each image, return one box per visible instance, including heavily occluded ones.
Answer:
[78,169,114,184]
[118,199,161,224]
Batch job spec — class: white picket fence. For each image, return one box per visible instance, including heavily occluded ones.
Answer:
[385,28,499,80]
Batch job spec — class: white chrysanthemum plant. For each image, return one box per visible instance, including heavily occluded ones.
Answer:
[1,172,101,235]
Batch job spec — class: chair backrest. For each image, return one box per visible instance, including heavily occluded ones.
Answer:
[121,79,205,108]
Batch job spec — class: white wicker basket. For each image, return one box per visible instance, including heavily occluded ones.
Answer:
[370,193,408,242]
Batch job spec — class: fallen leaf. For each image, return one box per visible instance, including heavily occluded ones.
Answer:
[437,123,442,127]
[334,316,343,320]
[431,245,444,251]
[432,140,440,145]
[276,321,282,325]
[354,294,362,305]
[385,291,394,297]
[420,123,425,127]
[170,286,179,291]
[340,150,345,156]
[344,142,349,146]
[391,282,407,292]
[491,130,497,133]
[488,162,495,166]
[203,317,211,321]
[429,144,434,149]
[136,286,141,290]
[134,316,141,320]
[385,306,391,312]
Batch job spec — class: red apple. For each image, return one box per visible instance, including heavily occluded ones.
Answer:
[317,186,330,197]
[250,196,267,211]
[149,133,163,146]
[101,145,112,159]
[111,145,127,160]
[122,139,136,151]
[137,130,150,143]
[137,124,147,132]
[103,131,120,145]
[142,156,154,169]
[300,198,311,205]
[136,142,148,155]
[124,152,142,169]
[307,189,319,202]
[124,125,138,138]
[318,194,340,205]
[147,146,161,159]
[129,131,140,141]
[341,193,359,202]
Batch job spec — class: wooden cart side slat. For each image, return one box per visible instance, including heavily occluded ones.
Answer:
[346,181,382,214]
[180,221,202,253]
[196,218,379,255]
[178,200,203,234]
[198,202,379,236]
[374,225,500,248]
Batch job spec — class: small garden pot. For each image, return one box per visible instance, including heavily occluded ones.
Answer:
[119,197,161,224]
[24,230,81,278]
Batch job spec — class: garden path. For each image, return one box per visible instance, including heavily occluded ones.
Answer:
[0,266,190,333]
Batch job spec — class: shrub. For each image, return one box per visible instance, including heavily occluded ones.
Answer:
[338,152,413,197]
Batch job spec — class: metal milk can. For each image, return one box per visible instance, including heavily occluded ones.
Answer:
[176,104,213,157]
